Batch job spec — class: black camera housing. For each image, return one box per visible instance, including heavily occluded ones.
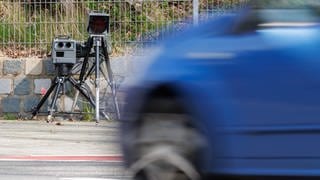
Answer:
[87,12,109,34]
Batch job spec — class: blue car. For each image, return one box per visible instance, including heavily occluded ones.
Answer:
[120,0,320,179]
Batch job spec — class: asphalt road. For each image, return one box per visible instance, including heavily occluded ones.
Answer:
[0,120,120,156]
[0,120,130,180]
[0,161,129,180]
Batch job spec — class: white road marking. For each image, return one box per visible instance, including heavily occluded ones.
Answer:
[259,22,319,27]
[60,178,122,180]
[186,52,235,59]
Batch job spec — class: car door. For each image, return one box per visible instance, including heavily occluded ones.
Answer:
[181,8,320,176]
[208,12,320,175]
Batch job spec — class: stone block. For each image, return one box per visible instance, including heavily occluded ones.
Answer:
[34,79,51,94]
[0,79,12,94]
[14,77,31,95]
[103,94,116,113]
[0,60,3,76]
[23,95,49,113]
[3,60,23,75]
[0,100,3,116]
[25,58,43,75]
[2,97,21,113]
[43,59,55,75]
[56,95,80,112]
[110,57,128,75]
[24,96,40,112]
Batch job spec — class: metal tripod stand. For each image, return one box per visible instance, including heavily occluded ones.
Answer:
[31,35,120,122]
[72,34,120,122]
[31,64,96,121]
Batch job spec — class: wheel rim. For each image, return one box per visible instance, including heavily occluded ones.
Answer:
[131,112,205,180]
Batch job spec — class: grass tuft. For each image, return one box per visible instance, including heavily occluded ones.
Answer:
[3,113,17,120]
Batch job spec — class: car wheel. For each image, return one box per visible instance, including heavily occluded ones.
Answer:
[130,98,206,180]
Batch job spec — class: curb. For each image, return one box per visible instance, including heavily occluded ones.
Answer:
[0,155,123,162]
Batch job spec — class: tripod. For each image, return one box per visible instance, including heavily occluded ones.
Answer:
[73,34,120,122]
[31,34,120,122]
[31,64,97,121]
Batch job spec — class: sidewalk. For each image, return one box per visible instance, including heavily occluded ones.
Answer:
[0,120,122,160]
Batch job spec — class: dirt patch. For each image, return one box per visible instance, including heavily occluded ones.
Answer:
[0,47,48,58]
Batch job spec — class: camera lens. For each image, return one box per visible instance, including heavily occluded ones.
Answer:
[57,42,64,48]
[66,42,72,48]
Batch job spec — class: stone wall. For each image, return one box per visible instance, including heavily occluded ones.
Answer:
[0,56,133,119]
[0,58,53,117]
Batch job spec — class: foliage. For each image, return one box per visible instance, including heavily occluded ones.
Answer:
[3,113,16,120]
[0,0,245,57]
[82,103,94,121]
[200,0,247,9]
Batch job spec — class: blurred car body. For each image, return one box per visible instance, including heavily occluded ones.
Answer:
[120,0,320,179]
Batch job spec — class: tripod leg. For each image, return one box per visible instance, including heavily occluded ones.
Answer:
[69,77,95,107]
[104,56,121,120]
[84,62,95,82]
[79,37,93,82]
[31,79,58,117]
[101,37,121,120]
[112,82,121,120]
[71,90,80,113]
[69,77,111,121]
[47,79,62,122]
[95,41,101,123]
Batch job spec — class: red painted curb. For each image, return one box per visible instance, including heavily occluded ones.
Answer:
[0,155,123,162]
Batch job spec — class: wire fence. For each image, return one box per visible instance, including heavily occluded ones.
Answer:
[0,0,247,57]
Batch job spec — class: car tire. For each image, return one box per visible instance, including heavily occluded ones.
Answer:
[130,97,206,180]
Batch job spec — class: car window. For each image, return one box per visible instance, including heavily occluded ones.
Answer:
[250,0,320,23]
[233,0,320,34]
[249,0,320,9]
[255,9,320,29]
